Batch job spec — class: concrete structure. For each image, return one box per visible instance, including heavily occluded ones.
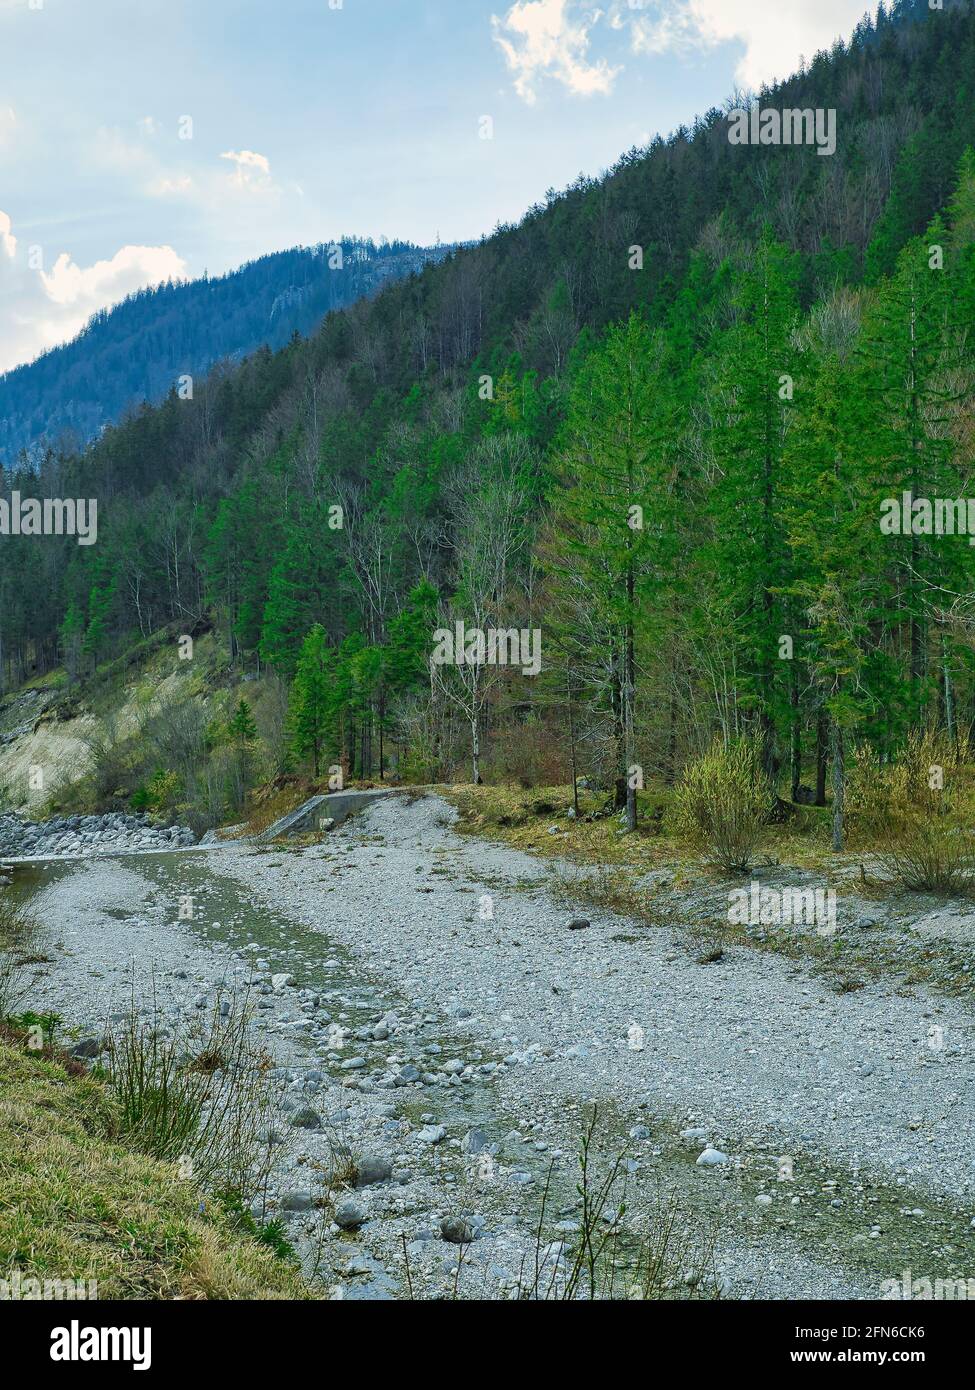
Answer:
[254,788,409,842]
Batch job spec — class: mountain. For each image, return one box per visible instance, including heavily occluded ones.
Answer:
[1,0,974,832]
[0,238,453,464]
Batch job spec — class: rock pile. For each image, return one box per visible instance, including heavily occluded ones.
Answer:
[0,811,195,860]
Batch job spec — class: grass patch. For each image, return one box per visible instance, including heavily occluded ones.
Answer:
[107,991,282,1202]
[546,861,665,927]
[0,1041,312,1299]
[0,897,46,1018]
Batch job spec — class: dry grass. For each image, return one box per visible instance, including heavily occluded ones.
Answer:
[546,861,665,927]
[0,1042,312,1299]
[447,783,678,868]
[846,733,975,893]
[0,897,46,1018]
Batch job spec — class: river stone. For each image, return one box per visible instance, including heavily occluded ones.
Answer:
[290,1107,322,1130]
[440,1217,474,1244]
[356,1155,393,1187]
[696,1146,730,1167]
[280,1191,316,1212]
[418,1124,446,1144]
[334,1196,367,1230]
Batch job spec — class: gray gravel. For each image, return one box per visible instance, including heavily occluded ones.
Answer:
[225,795,975,1201]
[9,792,975,1300]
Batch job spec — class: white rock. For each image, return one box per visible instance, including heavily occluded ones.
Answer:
[696,1147,730,1167]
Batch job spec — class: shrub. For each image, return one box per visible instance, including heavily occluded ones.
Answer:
[668,738,771,873]
[877,816,974,894]
[0,898,44,1020]
[107,990,283,1203]
[486,718,566,788]
[848,732,975,894]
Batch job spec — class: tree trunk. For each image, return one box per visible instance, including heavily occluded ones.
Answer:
[470,716,481,785]
[831,719,845,853]
[790,664,801,801]
[567,666,579,818]
[612,654,626,811]
[624,610,637,832]
[378,691,385,779]
[943,636,956,748]
[666,680,678,787]
[815,709,828,806]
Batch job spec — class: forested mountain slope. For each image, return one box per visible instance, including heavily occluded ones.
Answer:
[0,238,452,464]
[2,0,974,830]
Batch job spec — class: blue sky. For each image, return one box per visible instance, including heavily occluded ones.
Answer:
[0,0,877,371]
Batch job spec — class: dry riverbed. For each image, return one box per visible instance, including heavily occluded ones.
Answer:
[8,792,975,1300]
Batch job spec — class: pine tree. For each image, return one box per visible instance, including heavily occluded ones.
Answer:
[708,228,800,784]
[227,697,258,748]
[861,222,967,724]
[783,287,886,841]
[60,602,85,686]
[548,312,677,829]
[289,625,337,777]
[260,513,334,678]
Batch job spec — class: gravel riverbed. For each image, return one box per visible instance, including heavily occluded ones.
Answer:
[8,792,975,1300]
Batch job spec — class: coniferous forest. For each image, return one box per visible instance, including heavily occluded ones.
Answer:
[2,0,974,838]
[0,237,452,464]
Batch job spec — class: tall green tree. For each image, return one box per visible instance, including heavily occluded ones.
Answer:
[289,625,338,777]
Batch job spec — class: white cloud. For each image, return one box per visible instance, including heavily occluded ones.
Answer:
[219,148,272,189]
[88,124,156,177]
[40,243,185,307]
[147,174,194,197]
[0,210,16,259]
[0,210,186,372]
[0,106,16,146]
[630,1,875,90]
[492,0,620,104]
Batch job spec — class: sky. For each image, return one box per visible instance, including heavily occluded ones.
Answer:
[0,0,879,373]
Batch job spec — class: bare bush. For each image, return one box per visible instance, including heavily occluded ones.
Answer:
[80,714,132,803]
[848,732,975,894]
[251,676,291,778]
[668,738,771,873]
